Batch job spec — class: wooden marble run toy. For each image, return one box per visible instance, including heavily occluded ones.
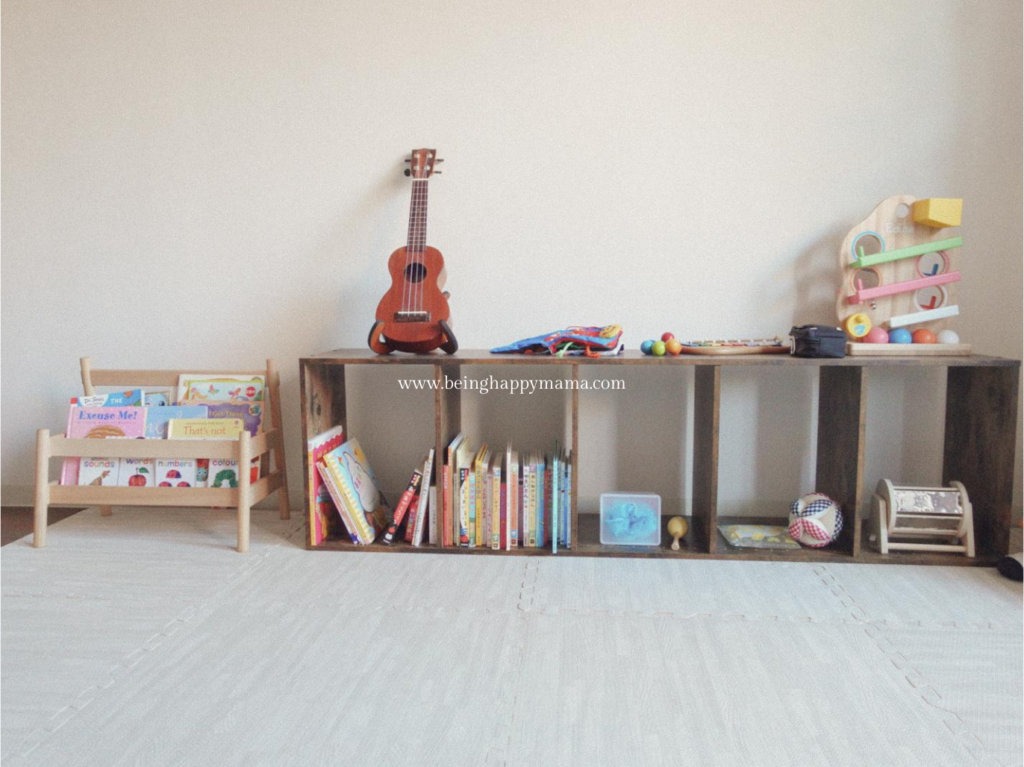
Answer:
[870,480,975,557]
[836,196,971,356]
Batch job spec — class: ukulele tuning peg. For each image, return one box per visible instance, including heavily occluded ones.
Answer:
[404,158,412,163]
[435,158,444,163]
[404,169,411,177]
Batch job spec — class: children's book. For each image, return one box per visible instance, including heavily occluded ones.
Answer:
[156,458,198,487]
[551,453,559,554]
[78,457,119,486]
[306,425,345,546]
[118,457,155,487]
[505,444,517,551]
[177,375,265,403]
[444,433,465,548]
[423,485,438,547]
[66,406,147,439]
[518,462,525,549]
[168,418,244,440]
[144,406,208,439]
[316,462,364,544]
[144,390,172,407]
[61,407,147,485]
[182,400,262,436]
[455,437,473,547]
[71,390,144,408]
[319,440,391,545]
[490,453,502,550]
[385,464,424,545]
[407,449,434,544]
[473,446,489,548]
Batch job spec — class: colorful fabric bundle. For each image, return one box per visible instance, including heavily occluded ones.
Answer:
[490,325,623,357]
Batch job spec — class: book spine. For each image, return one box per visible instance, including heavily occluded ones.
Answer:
[414,486,431,547]
[306,444,317,546]
[384,469,422,544]
[474,464,484,548]
[499,482,507,551]
[516,472,524,548]
[413,450,434,545]
[442,463,451,547]
[552,463,559,554]
[403,494,421,543]
[492,469,502,550]
[315,462,360,544]
[468,469,477,547]
[459,468,470,547]
[527,465,536,547]
[543,465,551,547]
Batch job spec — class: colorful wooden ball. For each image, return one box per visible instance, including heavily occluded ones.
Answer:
[661,332,675,343]
[651,341,666,357]
[863,327,889,344]
[889,328,913,344]
[844,313,872,338]
[640,340,654,355]
[912,329,937,344]
[665,339,683,356]
[937,330,960,344]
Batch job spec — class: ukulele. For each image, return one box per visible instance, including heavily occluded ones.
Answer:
[368,148,457,355]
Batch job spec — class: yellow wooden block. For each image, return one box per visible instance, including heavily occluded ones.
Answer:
[912,198,962,228]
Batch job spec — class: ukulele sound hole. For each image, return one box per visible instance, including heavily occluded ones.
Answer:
[404,262,427,283]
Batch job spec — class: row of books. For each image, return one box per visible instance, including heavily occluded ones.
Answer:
[443,435,572,551]
[305,424,572,552]
[60,379,266,488]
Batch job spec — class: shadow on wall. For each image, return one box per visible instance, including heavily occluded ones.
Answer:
[785,226,850,328]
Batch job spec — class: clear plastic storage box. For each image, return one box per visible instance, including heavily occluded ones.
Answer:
[600,493,662,546]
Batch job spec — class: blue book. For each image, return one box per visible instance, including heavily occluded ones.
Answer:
[71,389,144,407]
[551,455,559,554]
[536,457,545,548]
[145,406,208,439]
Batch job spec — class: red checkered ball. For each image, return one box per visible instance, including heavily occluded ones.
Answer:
[788,493,842,548]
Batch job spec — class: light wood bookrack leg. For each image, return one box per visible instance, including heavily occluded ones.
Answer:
[237,430,252,553]
[33,429,50,548]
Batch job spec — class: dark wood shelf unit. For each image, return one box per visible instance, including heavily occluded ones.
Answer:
[300,350,1019,567]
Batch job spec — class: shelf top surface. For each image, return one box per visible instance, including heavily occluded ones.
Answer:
[303,348,1020,367]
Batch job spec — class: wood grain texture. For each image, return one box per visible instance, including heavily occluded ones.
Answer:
[815,366,867,556]
[302,348,1017,367]
[943,365,1021,557]
[692,366,720,553]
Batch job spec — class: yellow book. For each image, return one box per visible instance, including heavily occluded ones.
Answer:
[474,446,489,548]
[168,418,244,440]
[491,453,502,550]
[319,440,390,544]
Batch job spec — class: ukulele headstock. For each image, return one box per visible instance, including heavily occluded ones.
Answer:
[404,148,442,178]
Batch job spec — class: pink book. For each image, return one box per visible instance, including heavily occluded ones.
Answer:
[60,406,147,485]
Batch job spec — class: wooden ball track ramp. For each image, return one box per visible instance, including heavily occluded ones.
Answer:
[837,196,971,356]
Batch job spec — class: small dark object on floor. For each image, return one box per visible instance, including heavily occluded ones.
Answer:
[997,552,1023,581]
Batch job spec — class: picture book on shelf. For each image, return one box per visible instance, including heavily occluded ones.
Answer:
[385,464,424,545]
[319,440,391,545]
[177,375,265,403]
[168,418,244,440]
[117,457,155,487]
[156,458,199,487]
[66,406,147,439]
[71,390,144,408]
[182,401,262,436]
[144,390,172,407]
[78,457,119,486]
[455,437,473,547]
[306,425,345,546]
[443,433,465,547]
[144,405,208,439]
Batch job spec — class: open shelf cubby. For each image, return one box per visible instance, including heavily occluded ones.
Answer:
[300,349,1019,566]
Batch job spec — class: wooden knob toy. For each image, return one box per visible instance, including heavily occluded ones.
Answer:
[667,516,688,550]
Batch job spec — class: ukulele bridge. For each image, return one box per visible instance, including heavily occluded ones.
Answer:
[395,310,430,323]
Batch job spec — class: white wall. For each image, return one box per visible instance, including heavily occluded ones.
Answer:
[3,0,1021,519]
